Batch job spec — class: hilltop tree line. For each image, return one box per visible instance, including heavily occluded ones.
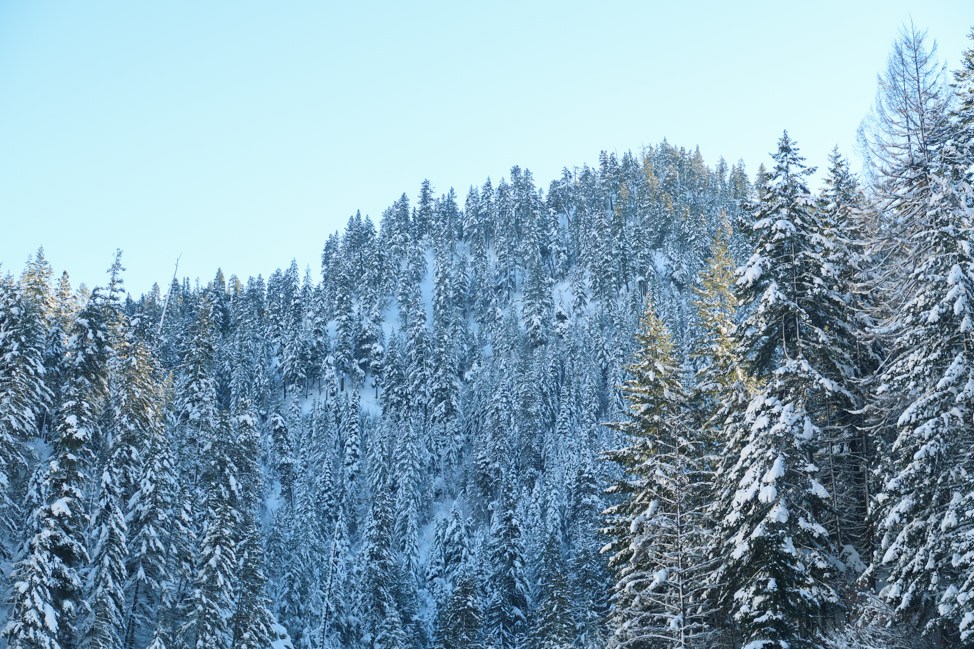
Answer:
[0,22,972,649]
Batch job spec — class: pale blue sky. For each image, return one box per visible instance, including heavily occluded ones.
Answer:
[1,1,971,294]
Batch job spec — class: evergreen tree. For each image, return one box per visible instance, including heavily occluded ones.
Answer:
[427,503,468,609]
[483,478,529,649]
[4,288,114,649]
[122,373,173,649]
[361,482,404,647]
[317,507,358,649]
[83,466,127,649]
[871,144,974,644]
[531,533,574,649]
[434,564,483,649]
[230,406,277,649]
[188,415,238,649]
[711,133,840,648]
[0,276,51,559]
[604,298,712,649]
[951,28,974,170]
[814,149,876,559]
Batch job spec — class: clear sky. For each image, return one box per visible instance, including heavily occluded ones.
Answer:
[1,1,971,295]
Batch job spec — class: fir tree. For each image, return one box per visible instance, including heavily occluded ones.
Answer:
[230,406,277,649]
[122,373,173,649]
[188,416,238,649]
[531,533,574,649]
[83,467,127,649]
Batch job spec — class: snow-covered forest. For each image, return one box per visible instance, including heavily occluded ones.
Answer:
[2,24,974,649]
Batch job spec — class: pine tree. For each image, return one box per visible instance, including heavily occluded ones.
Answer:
[83,466,127,649]
[189,415,238,649]
[531,533,574,649]
[951,28,974,170]
[522,245,553,348]
[83,260,132,649]
[230,406,277,649]
[361,482,404,646]
[317,507,358,649]
[340,391,363,529]
[269,411,295,507]
[690,213,747,406]
[122,373,173,649]
[691,214,754,647]
[427,503,468,610]
[175,297,219,487]
[276,443,326,646]
[814,149,876,560]
[150,445,197,649]
[392,418,422,633]
[430,252,461,425]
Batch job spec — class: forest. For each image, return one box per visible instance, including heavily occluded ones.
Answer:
[1,23,974,649]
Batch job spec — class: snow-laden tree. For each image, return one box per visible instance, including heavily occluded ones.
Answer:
[0,276,51,559]
[711,133,841,649]
[4,287,114,649]
[188,415,239,649]
[229,405,278,649]
[483,477,529,649]
[84,465,127,649]
[872,156,974,644]
[122,368,172,649]
[530,532,574,649]
[434,562,483,649]
[604,298,712,649]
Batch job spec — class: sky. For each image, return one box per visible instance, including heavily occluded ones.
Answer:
[0,1,971,295]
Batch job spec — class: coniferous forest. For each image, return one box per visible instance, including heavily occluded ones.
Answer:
[3,24,974,649]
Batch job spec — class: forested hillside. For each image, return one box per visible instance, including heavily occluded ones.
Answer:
[1,24,974,649]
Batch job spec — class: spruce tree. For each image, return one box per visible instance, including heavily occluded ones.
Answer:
[229,406,277,649]
[189,415,238,649]
[84,466,127,649]
[0,276,51,559]
[604,298,711,649]
[711,133,840,649]
[4,288,114,649]
[531,532,574,649]
[872,145,974,643]
[122,372,173,649]
[483,478,529,649]
[434,564,483,649]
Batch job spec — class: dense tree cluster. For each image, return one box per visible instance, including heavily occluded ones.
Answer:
[0,22,972,649]
[603,25,974,649]
[0,137,742,649]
